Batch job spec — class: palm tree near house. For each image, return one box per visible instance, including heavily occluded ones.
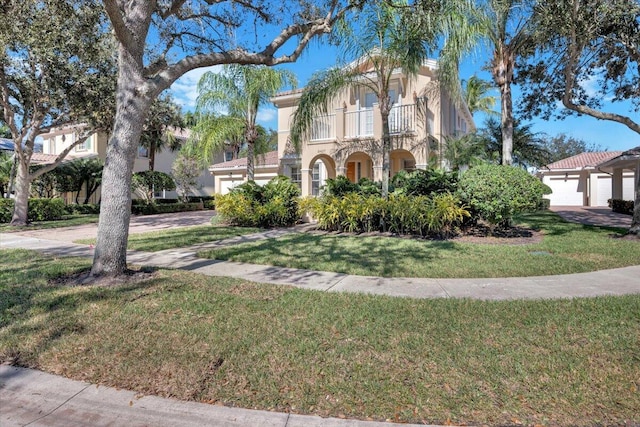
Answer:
[55,157,104,204]
[290,0,432,198]
[462,75,499,117]
[194,65,296,180]
[473,0,536,166]
[140,95,185,171]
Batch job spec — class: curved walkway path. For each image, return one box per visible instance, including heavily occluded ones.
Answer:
[1,208,639,427]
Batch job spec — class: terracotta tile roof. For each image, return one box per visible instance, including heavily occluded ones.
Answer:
[272,88,304,98]
[210,150,279,170]
[621,145,640,156]
[30,153,63,165]
[544,151,622,170]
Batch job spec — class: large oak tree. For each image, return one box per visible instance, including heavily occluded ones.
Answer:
[0,0,115,225]
[91,0,363,277]
[519,0,640,234]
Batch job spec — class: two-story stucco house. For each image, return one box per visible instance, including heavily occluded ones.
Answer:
[207,59,475,195]
[267,59,475,197]
[40,126,221,202]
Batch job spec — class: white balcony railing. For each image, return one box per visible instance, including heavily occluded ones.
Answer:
[310,114,336,141]
[345,108,374,138]
[389,104,416,134]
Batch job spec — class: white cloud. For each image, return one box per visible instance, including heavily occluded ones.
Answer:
[169,65,222,110]
[257,108,277,126]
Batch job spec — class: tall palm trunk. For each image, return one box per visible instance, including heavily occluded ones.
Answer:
[492,45,515,166]
[91,45,153,277]
[380,107,392,199]
[149,139,156,171]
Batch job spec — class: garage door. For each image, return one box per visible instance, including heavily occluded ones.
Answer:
[623,174,635,200]
[218,179,240,195]
[546,176,584,206]
[596,175,612,206]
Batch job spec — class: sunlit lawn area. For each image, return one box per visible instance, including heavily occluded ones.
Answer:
[76,225,261,252]
[0,214,100,232]
[1,249,638,426]
[195,211,640,278]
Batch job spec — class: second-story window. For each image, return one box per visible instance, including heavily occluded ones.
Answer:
[75,134,90,152]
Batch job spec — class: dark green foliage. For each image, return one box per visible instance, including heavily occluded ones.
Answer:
[131,202,204,216]
[0,199,12,222]
[216,176,301,227]
[458,164,547,227]
[1,198,68,223]
[391,169,458,196]
[131,171,176,204]
[608,199,634,215]
[65,204,100,215]
[322,175,360,197]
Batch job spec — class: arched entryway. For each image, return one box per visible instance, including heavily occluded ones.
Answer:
[343,152,374,183]
[309,155,336,196]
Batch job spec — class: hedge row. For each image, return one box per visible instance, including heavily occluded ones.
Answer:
[0,198,67,223]
[608,199,634,215]
[131,202,204,215]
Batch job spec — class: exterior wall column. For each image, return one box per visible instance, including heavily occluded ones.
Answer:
[337,166,346,176]
[612,168,623,200]
[588,171,598,207]
[372,165,384,182]
[301,168,311,198]
[335,107,345,141]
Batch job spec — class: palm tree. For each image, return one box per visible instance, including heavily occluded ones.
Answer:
[290,0,433,198]
[462,75,499,116]
[477,116,551,168]
[194,65,296,180]
[140,95,185,171]
[474,0,536,166]
[55,158,104,204]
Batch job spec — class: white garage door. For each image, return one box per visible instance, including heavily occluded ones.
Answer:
[596,175,613,206]
[546,176,584,206]
[218,179,241,195]
[623,174,635,200]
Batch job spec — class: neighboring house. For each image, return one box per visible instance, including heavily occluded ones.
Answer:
[538,151,636,207]
[0,137,14,152]
[40,126,220,203]
[209,151,280,194]
[271,59,474,197]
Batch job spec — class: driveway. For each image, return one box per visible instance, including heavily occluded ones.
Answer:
[8,210,216,243]
[550,205,632,228]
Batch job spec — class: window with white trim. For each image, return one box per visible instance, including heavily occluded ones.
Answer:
[290,166,302,188]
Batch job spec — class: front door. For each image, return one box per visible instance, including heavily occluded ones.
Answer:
[346,162,356,183]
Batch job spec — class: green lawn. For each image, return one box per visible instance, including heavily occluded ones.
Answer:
[1,249,638,426]
[0,214,99,232]
[197,211,640,278]
[76,225,261,251]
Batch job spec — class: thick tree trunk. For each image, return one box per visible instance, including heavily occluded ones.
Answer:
[91,48,152,277]
[246,142,255,181]
[499,81,513,166]
[9,158,30,226]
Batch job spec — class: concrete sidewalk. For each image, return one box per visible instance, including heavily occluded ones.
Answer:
[1,232,639,300]
[0,365,433,427]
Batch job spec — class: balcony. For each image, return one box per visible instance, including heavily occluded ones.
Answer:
[309,103,417,142]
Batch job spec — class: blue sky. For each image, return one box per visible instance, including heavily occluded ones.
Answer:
[169,40,640,153]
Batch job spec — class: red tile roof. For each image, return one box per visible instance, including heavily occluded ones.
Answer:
[544,151,622,170]
[210,150,279,170]
[31,153,64,165]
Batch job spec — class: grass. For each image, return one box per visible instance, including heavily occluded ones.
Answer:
[0,214,99,232]
[1,249,638,426]
[76,225,262,252]
[196,211,640,278]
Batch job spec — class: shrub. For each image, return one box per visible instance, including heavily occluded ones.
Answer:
[131,202,204,215]
[306,192,468,237]
[458,164,546,227]
[608,199,634,215]
[216,176,301,227]
[27,198,67,222]
[322,175,359,197]
[67,204,100,215]
[392,168,458,196]
[0,199,12,223]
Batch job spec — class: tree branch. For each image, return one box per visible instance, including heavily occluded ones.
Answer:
[29,129,95,179]
[103,0,135,48]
